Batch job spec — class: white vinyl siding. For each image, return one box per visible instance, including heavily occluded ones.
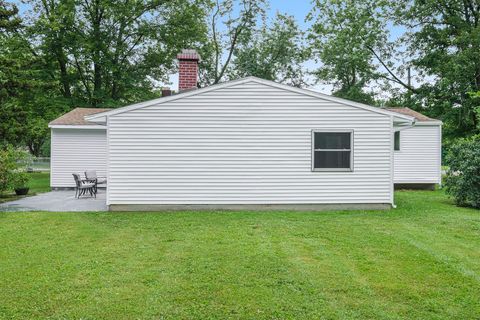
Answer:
[107,81,393,205]
[50,128,107,187]
[393,125,441,184]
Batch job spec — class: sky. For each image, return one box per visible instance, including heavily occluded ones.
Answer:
[267,0,312,25]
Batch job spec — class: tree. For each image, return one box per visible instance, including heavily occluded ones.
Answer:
[307,0,480,142]
[0,0,20,30]
[229,13,307,87]
[199,0,267,86]
[29,0,209,107]
[307,0,387,104]
[393,0,480,140]
[1,0,210,155]
[0,1,68,155]
[470,91,480,131]
[307,0,423,105]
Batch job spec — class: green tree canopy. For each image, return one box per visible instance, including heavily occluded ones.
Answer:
[393,0,480,140]
[29,0,209,107]
[198,0,267,86]
[0,1,60,155]
[308,0,480,142]
[307,0,390,104]
[229,13,307,87]
[1,0,211,155]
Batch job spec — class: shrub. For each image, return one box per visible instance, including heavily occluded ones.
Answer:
[0,146,31,194]
[10,171,30,189]
[444,135,480,208]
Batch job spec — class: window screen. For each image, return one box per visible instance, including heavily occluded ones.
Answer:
[313,131,353,171]
[394,131,400,151]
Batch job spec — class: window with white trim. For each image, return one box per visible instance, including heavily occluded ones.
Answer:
[312,130,353,171]
[394,131,400,151]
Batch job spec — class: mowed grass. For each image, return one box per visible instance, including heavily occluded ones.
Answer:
[27,172,51,193]
[0,172,50,203]
[1,190,479,319]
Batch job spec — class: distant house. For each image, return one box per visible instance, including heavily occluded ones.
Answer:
[49,50,442,211]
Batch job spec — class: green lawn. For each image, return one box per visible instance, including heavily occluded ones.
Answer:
[1,190,479,319]
[0,172,50,203]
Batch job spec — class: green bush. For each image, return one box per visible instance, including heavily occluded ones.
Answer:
[444,135,480,208]
[10,171,30,189]
[0,146,31,193]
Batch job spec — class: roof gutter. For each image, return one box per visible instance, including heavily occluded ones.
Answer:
[393,120,416,132]
[392,114,416,126]
[48,124,107,129]
[414,120,443,126]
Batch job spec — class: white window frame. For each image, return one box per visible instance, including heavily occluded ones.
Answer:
[311,129,354,172]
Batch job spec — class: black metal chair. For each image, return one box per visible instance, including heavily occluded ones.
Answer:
[84,170,107,193]
[72,173,96,198]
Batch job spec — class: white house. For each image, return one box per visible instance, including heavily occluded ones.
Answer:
[49,50,441,211]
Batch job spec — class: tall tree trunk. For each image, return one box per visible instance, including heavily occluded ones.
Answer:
[41,0,71,98]
[91,0,103,106]
[111,20,126,100]
[93,62,101,106]
[57,50,71,98]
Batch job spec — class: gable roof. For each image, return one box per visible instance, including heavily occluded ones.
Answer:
[386,107,440,122]
[49,108,113,126]
[85,77,415,123]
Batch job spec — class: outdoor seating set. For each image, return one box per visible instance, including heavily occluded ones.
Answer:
[72,170,106,198]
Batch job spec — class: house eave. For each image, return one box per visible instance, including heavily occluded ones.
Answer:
[48,124,107,129]
[413,121,443,126]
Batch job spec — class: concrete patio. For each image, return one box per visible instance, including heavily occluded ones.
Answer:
[0,190,107,212]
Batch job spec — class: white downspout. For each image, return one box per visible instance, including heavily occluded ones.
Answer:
[106,115,110,209]
[390,116,396,208]
[391,119,416,208]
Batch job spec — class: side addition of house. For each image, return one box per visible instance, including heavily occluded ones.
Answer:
[48,108,111,188]
[387,108,442,190]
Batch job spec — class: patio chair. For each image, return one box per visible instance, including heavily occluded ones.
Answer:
[85,170,107,193]
[72,173,96,198]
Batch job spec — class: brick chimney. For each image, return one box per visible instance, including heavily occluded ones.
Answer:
[177,49,200,91]
[161,87,172,97]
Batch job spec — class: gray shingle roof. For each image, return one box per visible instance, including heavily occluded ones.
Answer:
[385,107,438,122]
[49,108,113,125]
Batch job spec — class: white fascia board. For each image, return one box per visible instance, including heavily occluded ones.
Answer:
[394,124,415,132]
[84,76,416,123]
[393,119,442,132]
[414,121,443,126]
[393,118,415,125]
[48,124,107,130]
